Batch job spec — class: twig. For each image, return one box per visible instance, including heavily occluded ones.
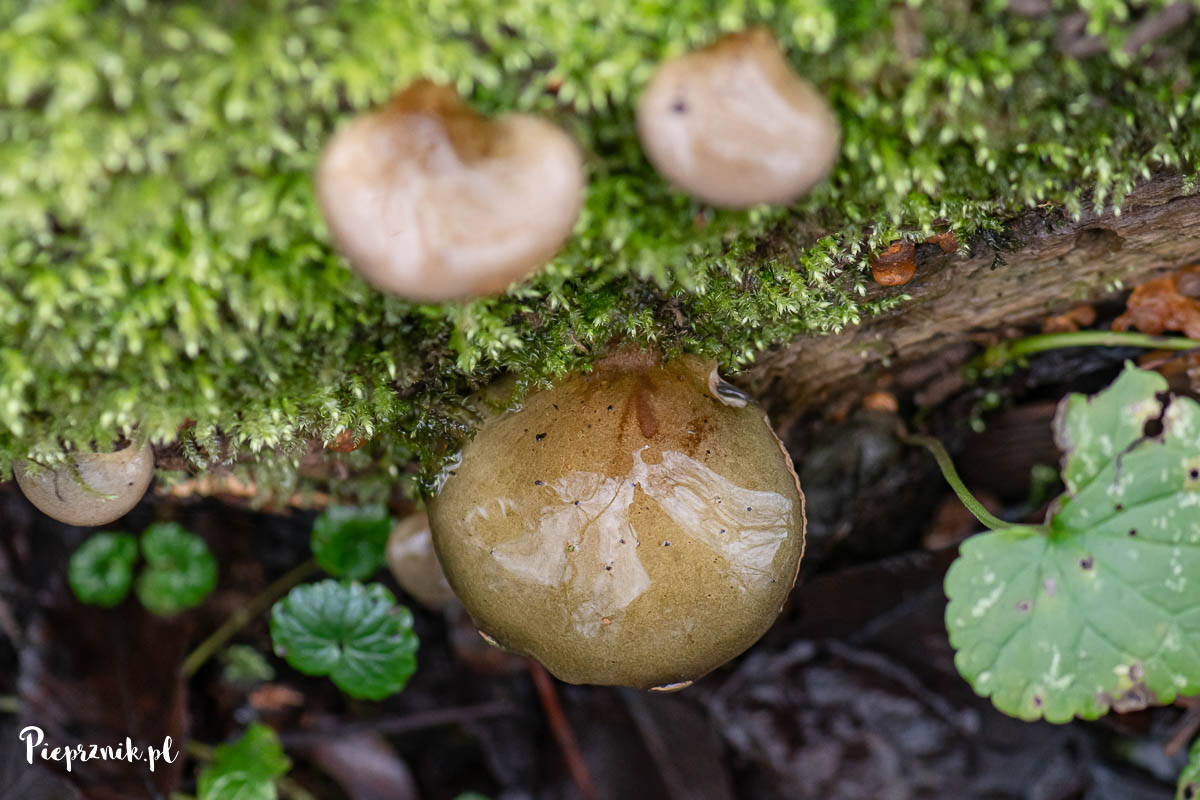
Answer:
[527,660,598,800]
[619,689,691,800]
[1165,697,1200,758]
[181,559,321,679]
[278,702,518,748]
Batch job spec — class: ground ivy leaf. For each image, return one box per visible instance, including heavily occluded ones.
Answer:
[947,366,1200,723]
[68,532,137,607]
[197,722,290,800]
[1053,366,1167,494]
[269,580,418,700]
[134,522,218,615]
[310,505,392,580]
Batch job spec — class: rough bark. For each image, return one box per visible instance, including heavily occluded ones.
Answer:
[744,173,1200,432]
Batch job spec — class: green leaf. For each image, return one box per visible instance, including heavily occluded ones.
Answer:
[220,644,276,685]
[197,723,290,800]
[1180,737,1200,800]
[134,522,218,615]
[947,366,1200,723]
[310,505,392,580]
[269,580,418,700]
[68,532,137,607]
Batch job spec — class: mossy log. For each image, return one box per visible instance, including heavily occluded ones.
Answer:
[747,172,1200,433]
[1,0,1198,503]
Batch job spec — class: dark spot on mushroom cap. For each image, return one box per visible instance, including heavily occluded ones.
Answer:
[1129,528,1137,536]
[1080,555,1094,570]
[1015,600,1031,613]
[1032,694,1044,707]
[1190,468,1199,480]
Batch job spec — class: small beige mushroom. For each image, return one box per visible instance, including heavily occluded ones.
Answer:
[428,350,806,689]
[636,28,840,208]
[15,442,155,526]
[385,512,457,611]
[316,81,585,302]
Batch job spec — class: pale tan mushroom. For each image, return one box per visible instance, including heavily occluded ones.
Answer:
[385,512,457,611]
[15,442,155,526]
[316,81,585,301]
[636,28,840,208]
[428,350,806,689]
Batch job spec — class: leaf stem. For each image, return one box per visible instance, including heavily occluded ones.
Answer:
[979,330,1200,370]
[900,433,1015,532]
[181,559,320,679]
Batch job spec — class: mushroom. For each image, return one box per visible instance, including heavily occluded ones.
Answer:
[316,80,585,301]
[385,512,457,611]
[14,442,155,526]
[636,28,840,208]
[427,350,806,689]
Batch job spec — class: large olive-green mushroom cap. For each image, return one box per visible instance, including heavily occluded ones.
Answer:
[428,352,805,689]
[316,81,584,302]
[636,28,840,209]
[14,442,155,527]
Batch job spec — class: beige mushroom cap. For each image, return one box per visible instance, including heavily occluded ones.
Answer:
[15,442,155,526]
[636,28,840,208]
[386,512,458,611]
[428,351,805,689]
[316,81,585,302]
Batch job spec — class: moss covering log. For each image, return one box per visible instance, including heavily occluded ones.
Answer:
[1,0,1198,503]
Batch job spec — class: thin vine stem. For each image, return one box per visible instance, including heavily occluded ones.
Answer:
[901,433,1020,533]
[979,330,1200,370]
[181,559,320,679]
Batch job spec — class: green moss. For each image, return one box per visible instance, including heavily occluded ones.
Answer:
[1,0,1198,499]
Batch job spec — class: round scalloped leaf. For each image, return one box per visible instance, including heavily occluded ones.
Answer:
[197,723,290,800]
[135,522,218,615]
[269,580,418,700]
[947,366,1200,722]
[310,504,391,580]
[68,532,137,607]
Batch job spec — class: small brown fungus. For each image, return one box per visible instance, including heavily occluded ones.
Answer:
[1041,304,1097,334]
[871,241,917,286]
[428,350,806,689]
[636,28,840,208]
[1113,264,1200,338]
[316,80,585,301]
[15,442,155,526]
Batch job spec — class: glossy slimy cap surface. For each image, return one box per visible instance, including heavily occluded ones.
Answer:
[15,442,155,526]
[316,81,585,301]
[428,352,805,689]
[636,28,840,208]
